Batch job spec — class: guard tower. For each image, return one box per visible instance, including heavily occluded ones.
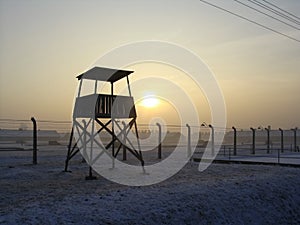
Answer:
[64,67,144,179]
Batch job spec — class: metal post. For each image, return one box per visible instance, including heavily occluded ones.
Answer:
[277,145,280,164]
[291,128,297,152]
[156,123,162,159]
[250,127,255,154]
[279,128,284,153]
[232,126,237,156]
[186,124,191,158]
[265,127,270,154]
[31,117,37,165]
[209,124,214,156]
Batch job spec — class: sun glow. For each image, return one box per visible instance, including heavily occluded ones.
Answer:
[140,96,160,108]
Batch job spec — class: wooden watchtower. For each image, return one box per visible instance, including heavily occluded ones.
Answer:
[64,67,144,178]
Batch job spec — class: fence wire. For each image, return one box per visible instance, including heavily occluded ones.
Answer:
[0,118,299,166]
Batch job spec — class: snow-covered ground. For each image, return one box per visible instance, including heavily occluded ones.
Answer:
[1,146,300,224]
[215,152,300,165]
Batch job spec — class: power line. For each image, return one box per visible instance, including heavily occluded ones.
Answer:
[261,0,300,21]
[198,0,300,43]
[247,0,300,25]
[233,0,300,30]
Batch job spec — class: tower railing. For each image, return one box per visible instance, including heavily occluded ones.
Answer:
[73,94,136,119]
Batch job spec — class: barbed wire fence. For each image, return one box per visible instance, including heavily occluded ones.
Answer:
[0,118,299,165]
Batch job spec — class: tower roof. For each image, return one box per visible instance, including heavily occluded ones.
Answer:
[76,67,134,83]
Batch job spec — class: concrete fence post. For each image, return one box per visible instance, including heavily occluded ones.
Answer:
[156,123,162,159]
[265,126,270,154]
[209,124,214,156]
[279,128,284,153]
[186,124,191,158]
[291,128,298,152]
[250,127,256,155]
[232,126,237,156]
[31,117,37,165]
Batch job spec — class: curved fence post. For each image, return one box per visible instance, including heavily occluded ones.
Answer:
[232,126,237,156]
[265,127,270,154]
[156,123,162,159]
[291,128,298,152]
[250,127,256,155]
[186,124,191,158]
[209,124,214,156]
[31,117,37,165]
[279,128,284,153]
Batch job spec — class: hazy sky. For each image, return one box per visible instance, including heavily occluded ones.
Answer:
[0,0,299,129]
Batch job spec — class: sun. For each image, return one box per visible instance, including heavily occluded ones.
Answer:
[140,96,160,108]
